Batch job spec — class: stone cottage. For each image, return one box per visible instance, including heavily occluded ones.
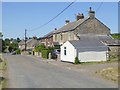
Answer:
[40,7,112,48]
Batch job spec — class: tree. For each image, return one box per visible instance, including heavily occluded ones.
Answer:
[16,38,21,43]
[111,33,120,39]
[2,40,6,52]
[8,46,13,53]
[8,43,18,52]
[10,38,13,41]
[35,45,46,52]
[4,38,10,46]
[0,32,3,37]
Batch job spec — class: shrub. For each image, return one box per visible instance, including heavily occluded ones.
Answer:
[74,57,80,64]
[15,49,21,54]
[29,52,32,55]
[35,45,46,52]
[41,49,50,59]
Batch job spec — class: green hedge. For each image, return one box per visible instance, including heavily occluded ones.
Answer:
[41,49,50,59]
[15,49,21,54]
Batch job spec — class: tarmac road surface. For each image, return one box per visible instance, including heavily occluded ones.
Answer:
[3,54,118,88]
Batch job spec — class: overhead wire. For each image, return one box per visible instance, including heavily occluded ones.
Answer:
[95,1,104,13]
[28,0,77,31]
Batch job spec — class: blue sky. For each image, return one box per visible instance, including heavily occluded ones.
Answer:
[2,2,118,39]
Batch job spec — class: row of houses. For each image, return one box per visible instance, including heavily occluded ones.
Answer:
[19,7,120,63]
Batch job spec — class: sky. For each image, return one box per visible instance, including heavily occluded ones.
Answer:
[1,1,119,39]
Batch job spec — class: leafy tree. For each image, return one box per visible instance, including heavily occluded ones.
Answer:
[10,38,14,41]
[4,38,10,46]
[8,46,13,53]
[0,32,3,37]
[2,40,6,52]
[16,38,21,43]
[15,49,21,54]
[35,45,46,52]
[111,33,120,39]
[8,43,18,52]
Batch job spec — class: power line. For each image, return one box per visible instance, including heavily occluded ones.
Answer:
[95,1,104,13]
[28,0,77,31]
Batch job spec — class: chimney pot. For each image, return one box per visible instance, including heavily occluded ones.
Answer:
[76,13,84,21]
[65,20,70,25]
[89,7,92,11]
[54,28,57,30]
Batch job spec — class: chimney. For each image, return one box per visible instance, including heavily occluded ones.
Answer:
[32,36,37,39]
[65,20,70,25]
[76,13,84,21]
[54,28,57,30]
[88,7,95,18]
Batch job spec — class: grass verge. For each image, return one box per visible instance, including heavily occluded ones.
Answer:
[0,54,7,90]
[96,67,118,83]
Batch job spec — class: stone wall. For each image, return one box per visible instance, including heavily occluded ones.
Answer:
[108,46,120,58]
[0,39,2,52]
[76,18,110,35]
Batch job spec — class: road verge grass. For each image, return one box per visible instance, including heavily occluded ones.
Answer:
[96,67,118,83]
[0,54,7,90]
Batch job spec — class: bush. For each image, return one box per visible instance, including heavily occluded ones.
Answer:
[29,52,32,55]
[15,49,21,54]
[35,45,46,52]
[41,49,50,59]
[74,57,80,64]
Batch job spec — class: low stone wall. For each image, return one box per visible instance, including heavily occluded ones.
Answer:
[108,46,120,60]
[34,52,42,58]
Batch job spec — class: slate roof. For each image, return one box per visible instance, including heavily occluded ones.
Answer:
[69,39,107,49]
[42,16,110,38]
[78,35,112,41]
[41,17,89,38]
[26,39,38,46]
[26,39,32,43]
[18,40,25,45]
[102,39,120,46]
[43,30,54,38]
[69,38,108,52]
[54,17,89,34]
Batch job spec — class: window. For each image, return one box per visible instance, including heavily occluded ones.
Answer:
[68,32,71,40]
[64,47,66,55]
[61,33,62,41]
[55,35,57,41]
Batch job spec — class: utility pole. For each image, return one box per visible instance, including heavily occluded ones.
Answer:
[25,29,27,51]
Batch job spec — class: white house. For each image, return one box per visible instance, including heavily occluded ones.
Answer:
[61,37,108,63]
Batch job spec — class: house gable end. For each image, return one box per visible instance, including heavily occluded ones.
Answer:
[75,17,111,35]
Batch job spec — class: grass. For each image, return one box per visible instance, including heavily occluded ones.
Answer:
[0,54,7,90]
[96,67,118,83]
[94,56,119,83]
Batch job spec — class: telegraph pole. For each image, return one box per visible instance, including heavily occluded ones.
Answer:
[25,29,27,51]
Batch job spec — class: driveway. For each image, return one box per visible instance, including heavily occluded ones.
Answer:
[3,54,118,88]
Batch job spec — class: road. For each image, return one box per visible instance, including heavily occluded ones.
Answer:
[3,54,118,88]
